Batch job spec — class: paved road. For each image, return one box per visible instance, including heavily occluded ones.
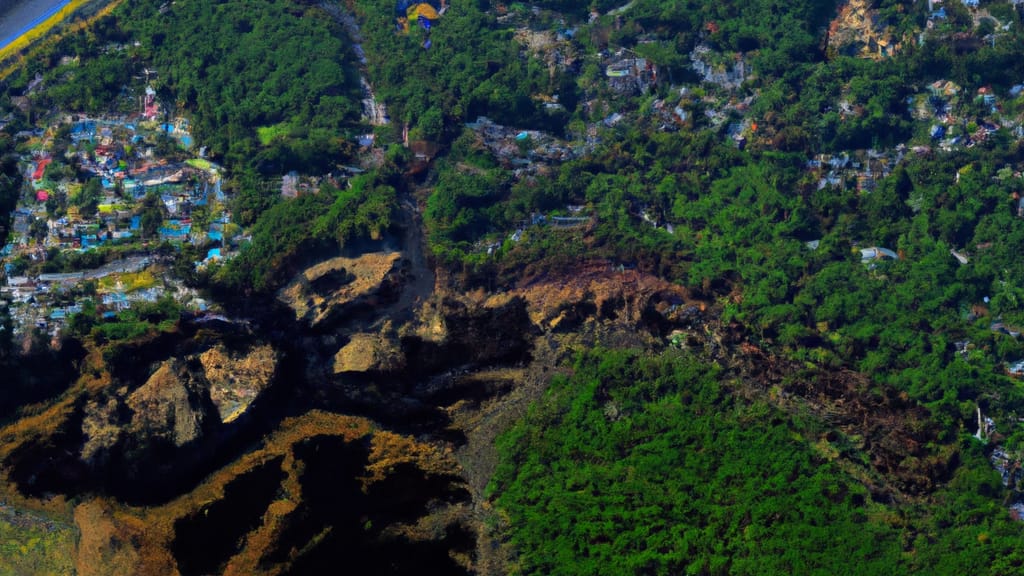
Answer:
[0,0,73,51]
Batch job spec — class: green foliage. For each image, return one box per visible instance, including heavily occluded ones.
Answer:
[0,506,76,576]
[218,174,397,293]
[425,163,510,260]
[353,0,565,142]
[492,350,1024,575]
[126,0,363,171]
[138,191,166,239]
[66,295,181,347]
[43,51,134,113]
[73,177,103,218]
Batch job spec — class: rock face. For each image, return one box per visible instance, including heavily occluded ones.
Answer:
[828,0,900,60]
[510,262,689,332]
[80,395,126,466]
[333,331,405,375]
[277,251,406,328]
[1,331,283,506]
[127,359,216,448]
[402,295,536,375]
[199,344,277,423]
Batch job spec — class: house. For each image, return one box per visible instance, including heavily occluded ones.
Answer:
[928,80,960,97]
[604,113,625,127]
[1008,359,1024,377]
[856,173,876,192]
[859,246,898,263]
[992,322,1021,338]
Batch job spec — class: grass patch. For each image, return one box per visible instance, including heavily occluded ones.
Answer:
[185,158,213,171]
[66,182,82,198]
[97,203,128,214]
[0,503,77,576]
[256,123,291,146]
[98,270,157,293]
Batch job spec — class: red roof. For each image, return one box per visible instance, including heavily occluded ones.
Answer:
[32,158,51,181]
[36,190,49,202]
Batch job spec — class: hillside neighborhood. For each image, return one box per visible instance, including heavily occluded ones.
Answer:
[6,0,1024,346]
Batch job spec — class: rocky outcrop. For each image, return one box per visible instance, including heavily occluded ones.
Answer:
[277,251,406,329]
[80,395,125,467]
[1,331,283,506]
[828,0,900,60]
[510,261,690,333]
[199,344,278,423]
[334,331,405,375]
[126,359,217,449]
[401,295,536,376]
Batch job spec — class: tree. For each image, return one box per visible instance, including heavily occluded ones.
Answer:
[29,217,48,243]
[77,178,103,218]
[139,192,165,239]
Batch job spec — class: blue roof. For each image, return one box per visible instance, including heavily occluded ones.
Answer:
[102,292,129,304]
[159,226,191,238]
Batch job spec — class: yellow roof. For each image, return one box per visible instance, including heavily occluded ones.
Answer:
[407,3,440,20]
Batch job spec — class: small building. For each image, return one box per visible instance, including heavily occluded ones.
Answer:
[1008,360,1024,377]
[859,246,898,263]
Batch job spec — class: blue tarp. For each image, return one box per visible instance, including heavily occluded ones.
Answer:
[71,121,95,134]
[159,226,191,239]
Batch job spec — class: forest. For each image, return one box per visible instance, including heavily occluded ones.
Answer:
[492,349,1024,575]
